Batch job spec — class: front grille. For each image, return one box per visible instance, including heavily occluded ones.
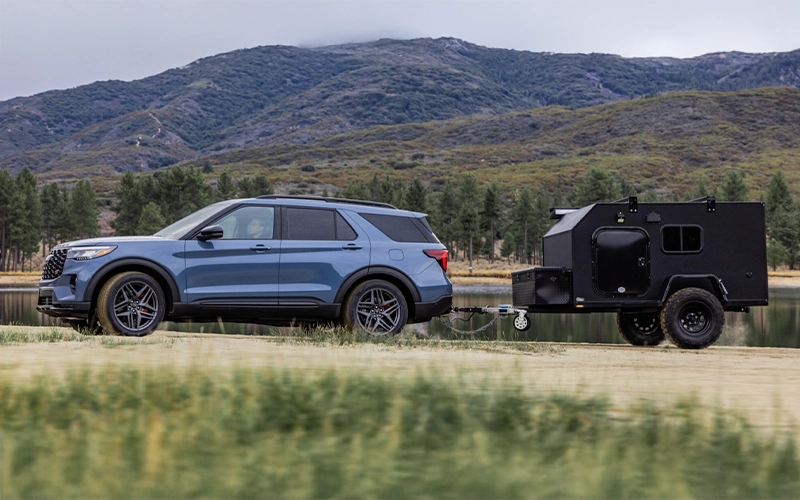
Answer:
[42,248,68,280]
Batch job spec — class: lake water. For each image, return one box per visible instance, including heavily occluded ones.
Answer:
[3,285,800,347]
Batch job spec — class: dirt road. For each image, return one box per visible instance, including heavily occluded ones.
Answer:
[2,326,799,430]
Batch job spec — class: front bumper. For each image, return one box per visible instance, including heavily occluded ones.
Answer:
[37,287,91,320]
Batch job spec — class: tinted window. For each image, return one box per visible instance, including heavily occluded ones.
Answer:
[336,212,357,240]
[682,226,702,251]
[286,208,335,240]
[662,225,703,253]
[211,206,275,240]
[361,214,436,243]
[662,226,681,252]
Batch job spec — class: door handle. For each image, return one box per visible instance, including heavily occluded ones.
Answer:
[250,245,271,252]
[342,244,363,250]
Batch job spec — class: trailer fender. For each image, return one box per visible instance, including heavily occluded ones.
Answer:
[660,275,729,305]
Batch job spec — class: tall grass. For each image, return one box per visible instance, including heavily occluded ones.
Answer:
[0,328,174,347]
[0,368,797,499]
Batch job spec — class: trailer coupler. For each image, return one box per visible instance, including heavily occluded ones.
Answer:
[450,305,530,332]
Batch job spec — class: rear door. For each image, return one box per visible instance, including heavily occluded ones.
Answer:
[278,206,370,308]
[593,228,650,295]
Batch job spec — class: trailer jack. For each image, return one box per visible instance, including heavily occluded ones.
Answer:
[449,305,530,332]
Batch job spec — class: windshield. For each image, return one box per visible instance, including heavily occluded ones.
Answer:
[154,200,240,239]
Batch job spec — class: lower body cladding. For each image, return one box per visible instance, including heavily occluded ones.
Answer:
[171,294,452,326]
[38,288,453,328]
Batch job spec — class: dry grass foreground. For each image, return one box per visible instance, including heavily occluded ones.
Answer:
[2,325,800,432]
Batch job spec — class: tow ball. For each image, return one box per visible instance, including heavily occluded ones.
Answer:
[450,305,531,332]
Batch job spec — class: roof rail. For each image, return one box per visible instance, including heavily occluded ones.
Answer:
[256,195,397,210]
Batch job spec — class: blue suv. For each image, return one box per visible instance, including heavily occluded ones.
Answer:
[38,196,453,336]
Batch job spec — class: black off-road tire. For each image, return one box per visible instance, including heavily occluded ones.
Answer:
[660,287,725,349]
[616,312,665,346]
[96,271,165,337]
[343,280,408,335]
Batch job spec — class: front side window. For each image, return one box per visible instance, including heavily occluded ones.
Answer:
[211,206,275,240]
[662,225,703,253]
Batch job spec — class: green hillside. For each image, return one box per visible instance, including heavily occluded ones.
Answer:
[2,38,800,180]
[178,87,800,199]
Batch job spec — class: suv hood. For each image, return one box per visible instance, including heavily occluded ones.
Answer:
[55,236,167,248]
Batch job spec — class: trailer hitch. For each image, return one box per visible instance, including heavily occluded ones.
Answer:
[447,305,530,332]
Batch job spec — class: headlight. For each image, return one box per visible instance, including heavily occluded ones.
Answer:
[66,246,117,260]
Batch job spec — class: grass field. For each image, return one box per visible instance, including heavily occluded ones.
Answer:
[0,326,799,498]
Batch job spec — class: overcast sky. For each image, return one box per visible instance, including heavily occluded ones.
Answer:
[1,0,799,102]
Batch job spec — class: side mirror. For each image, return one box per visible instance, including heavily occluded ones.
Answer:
[197,225,224,241]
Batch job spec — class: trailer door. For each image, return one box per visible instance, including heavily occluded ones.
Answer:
[593,228,649,295]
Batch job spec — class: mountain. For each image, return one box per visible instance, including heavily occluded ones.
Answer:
[1,37,800,181]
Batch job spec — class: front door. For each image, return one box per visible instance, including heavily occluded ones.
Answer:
[184,205,280,318]
[593,228,650,295]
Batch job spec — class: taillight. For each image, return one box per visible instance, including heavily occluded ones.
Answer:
[423,249,448,272]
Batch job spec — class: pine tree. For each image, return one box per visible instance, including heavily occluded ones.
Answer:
[767,238,789,271]
[720,171,750,201]
[434,179,459,258]
[770,205,800,269]
[481,183,502,262]
[71,179,99,239]
[690,172,717,200]
[252,175,274,197]
[405,178,428,213]
[40,183,64,256]
[765,171,794,226]
[0,171,12,271]
[237,177,257,198]
[215,172,237,201]
[136,202,167,235]
[512,186,535,264]
[11,168,42,271]
[457,174,481,272]
[570,167,617,206]
[112,172,144,235]
[156,167,211,222]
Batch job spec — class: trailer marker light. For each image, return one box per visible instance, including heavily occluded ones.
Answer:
[576,304,584,308]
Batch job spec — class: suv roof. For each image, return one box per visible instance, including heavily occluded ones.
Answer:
[257,195,397,210]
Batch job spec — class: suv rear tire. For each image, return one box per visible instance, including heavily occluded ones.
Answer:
[343,280,408,335]
[616,312,664,346]
[96,271,165,336]
[660,287,724,349]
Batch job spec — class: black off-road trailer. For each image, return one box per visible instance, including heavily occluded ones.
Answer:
[508,196,768,349]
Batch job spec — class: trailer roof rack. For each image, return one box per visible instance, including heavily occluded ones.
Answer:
[257,195,397,210]
[549,207,580,220]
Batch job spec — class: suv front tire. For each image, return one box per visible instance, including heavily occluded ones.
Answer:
[96,271,166,336]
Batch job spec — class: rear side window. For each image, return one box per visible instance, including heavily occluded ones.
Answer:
[662,225,703,253]
[361,213,438,243]
[285,208,358,241]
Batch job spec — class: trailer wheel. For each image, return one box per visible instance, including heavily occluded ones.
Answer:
[513,313,530,332]
[616,312,664,346]
[660,288,724,349]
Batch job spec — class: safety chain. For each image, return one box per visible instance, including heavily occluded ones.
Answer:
[435,312,501,335]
